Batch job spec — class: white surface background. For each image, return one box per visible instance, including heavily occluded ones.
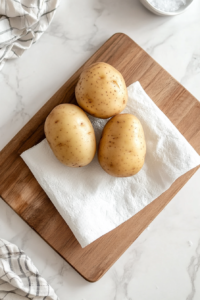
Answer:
[0,0,200,299]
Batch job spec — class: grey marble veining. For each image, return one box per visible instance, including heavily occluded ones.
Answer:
[0,0,200,299]
[186,239,200,300]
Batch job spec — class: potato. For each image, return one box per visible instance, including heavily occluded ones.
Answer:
[98,114,146,177]
[75,62,128,119]
[44,104,96,167]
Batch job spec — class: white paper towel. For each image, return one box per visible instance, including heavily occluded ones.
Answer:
[21,82,200,248]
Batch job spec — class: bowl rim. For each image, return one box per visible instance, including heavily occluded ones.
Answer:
[140,0,194,16]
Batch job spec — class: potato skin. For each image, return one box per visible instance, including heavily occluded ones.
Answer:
[44,104,96,167]
[75,62,128,119]
[98,114,146,177]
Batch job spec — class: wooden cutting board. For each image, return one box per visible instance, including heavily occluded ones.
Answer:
[0,33,200,282]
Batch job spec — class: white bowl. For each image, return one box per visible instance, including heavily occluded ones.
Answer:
[140,0,194,16]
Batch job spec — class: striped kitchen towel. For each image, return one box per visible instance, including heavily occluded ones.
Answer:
[0,238,59,300]
[0,0,60,70]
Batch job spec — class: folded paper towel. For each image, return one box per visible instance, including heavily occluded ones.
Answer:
[0,0,59,70]
[21,82,200,248]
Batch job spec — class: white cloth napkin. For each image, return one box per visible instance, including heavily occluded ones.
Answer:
[0,238,58,300]
[21,82,200,248]
[0,0,59,70]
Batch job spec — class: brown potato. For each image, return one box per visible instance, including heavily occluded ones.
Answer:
[44,104,96,167]
[98,114,146,177]
[75,62,128,119]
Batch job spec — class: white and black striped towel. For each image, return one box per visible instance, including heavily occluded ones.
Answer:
[0,239,59,300]
[0,0,60,70]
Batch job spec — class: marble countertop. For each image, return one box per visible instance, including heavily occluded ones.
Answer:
[1,0,200,299]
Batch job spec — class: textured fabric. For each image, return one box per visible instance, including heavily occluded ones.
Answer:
[21,82,200,248]
[0,239,58,300]
[0,0,60,70]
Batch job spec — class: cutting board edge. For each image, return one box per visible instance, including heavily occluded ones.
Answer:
[0,192,97,282]
[1,165,199,282]
[0,33,200,282]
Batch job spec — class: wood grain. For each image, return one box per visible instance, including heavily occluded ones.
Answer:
[0,33,199,282]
